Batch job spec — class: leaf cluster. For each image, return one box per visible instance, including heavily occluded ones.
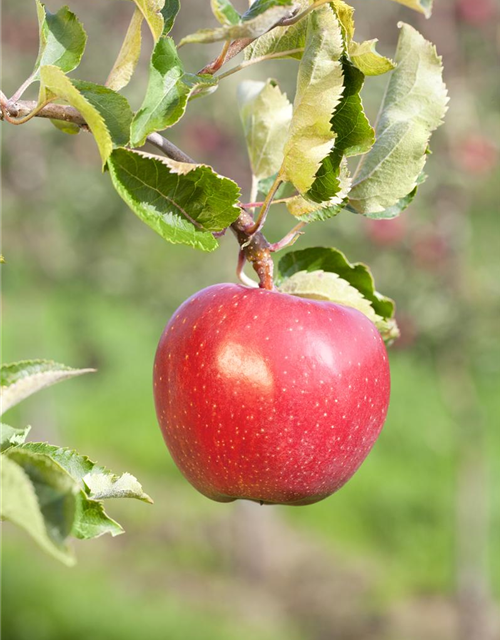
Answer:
[5,0,446,333]
[1,360,152,566]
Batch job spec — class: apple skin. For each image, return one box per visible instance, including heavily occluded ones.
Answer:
[154,284,390,506]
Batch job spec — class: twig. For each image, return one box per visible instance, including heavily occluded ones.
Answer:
[215,48,304,81]
[0,97,276,290]
[248,173,283,235]
[198,38,254,75]
[269,221,306,252]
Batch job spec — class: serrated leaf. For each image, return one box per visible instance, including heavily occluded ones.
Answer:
[280,5,344,194]
[72,495,123,539]
[1,424,31,451]
[330,1,394,76]
[73,80,133,148]
[0,359,94,416]
[331,0,354,45]
[276,246,397,323]
[243,0,307,61]
[32,1,87,81]
[179,3,296,46]
[243,0,295,20]
[307,59,373,204]
[39,66,113,166]
[107,149,241,252]
[131,0,165,41]
[286,159,351,220]
[361,172,426,220]
[18,442,153,504]
[83,472,152,502]
[388,0,432,18]
[130,38,218,147]
[279,270,394,336]
[349,39,395,76]
[2,451,77,565]
[50,119,80,135]
[238,79,292,181]
[211,0,241,25]
[161,0,180,35]
[106,8,143,92]
[349,24,447,215]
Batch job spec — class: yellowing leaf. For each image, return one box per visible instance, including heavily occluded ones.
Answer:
[106,8,143,91]
[39,66,114,166]
[132,0,165,41]
[349,39,395,76]
[280,4,344,194]
[349,24,448,214]
[237,79,292,181]
[286,159,351,220]
[179,3,296,45]
[388,0,433,18]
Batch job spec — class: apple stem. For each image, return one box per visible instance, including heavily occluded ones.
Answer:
[232,209,275,290]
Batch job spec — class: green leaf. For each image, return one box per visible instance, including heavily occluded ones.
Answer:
[307,59,373,204]
[72,80,133,148]
[243,0,295,21]
[161,0,180,35]
[280,4,344,194]
[72,495,123,540]
[107,149,241,252]
[18,442,153,504]
[276,246,397,324]
[211,0,241,25]
[349,39,395,76]
[1,424,31,451]
[360,172,426,220]
[106,8,143,92]
[131,0,165,41]
[349,24,447,215]
[130,38,217,147]
[0,359,94,416]
[388,0,433,18]
[237,79,292,181]
[243,1,307,61]
[2,450,78,565]
[279,269,396,338]
[50,118,80,135]
[179,3,296,46]
[286,159,350,220]
[32,1,87,81]
[39,66,113,166]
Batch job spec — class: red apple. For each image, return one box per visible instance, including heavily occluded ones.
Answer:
[154,284,390,505]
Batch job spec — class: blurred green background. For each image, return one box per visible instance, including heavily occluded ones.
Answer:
[2,0,499,639]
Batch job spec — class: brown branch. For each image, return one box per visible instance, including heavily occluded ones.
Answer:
[198,38,255,75]
[0,98,276,290]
